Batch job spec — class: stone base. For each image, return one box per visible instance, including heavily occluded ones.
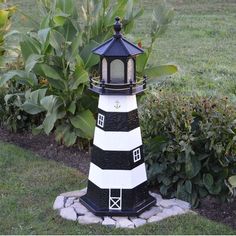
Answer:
[53,188,191,228]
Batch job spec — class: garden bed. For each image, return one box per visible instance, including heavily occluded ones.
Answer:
[0,127,235,230]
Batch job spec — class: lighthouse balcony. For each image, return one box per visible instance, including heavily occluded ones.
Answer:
[89,76,147,95]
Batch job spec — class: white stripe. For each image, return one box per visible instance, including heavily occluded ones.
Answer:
[98,95,137,112]
[93,127,142,151]
[88,163,147,189]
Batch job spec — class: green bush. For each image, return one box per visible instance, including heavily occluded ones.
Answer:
[0,0,177,147]
[140,90,236,207]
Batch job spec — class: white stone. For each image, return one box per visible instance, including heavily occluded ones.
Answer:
[149,191,163,202]
[60,188,87,198]
[60,207,77,221]
[173,198,191,210]
[78,212,102,224]
[139,206,162,219]
[159,199,176,208]
[53,196,65,210]
[130,218,146,228]
[65,197,75,207]
[72,202,89,215]
[114,217,134,229]
[168,205,186,216]
[102,217,116,227]
[147,212,169,223]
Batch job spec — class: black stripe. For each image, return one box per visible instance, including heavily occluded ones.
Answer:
[96,108,139,131]
[80,180,156,216]
[91,145,144,170]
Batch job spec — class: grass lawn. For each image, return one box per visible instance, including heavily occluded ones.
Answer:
[0,142,235,235]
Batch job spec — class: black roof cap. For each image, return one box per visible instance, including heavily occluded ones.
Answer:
[92,17,144,57]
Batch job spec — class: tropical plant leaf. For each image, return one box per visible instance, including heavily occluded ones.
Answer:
[70,109,95,139]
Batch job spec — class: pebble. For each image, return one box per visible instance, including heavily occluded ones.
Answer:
[60,207,77,221]
[53,196,65,210]
[78,212,102,224]
[130,218,146,228]
[60,188,87,198]
[65,197,75,207]
[114,217,134,229]
[102,217,116,227]
[72,202,89,215]
[139,206,162,219]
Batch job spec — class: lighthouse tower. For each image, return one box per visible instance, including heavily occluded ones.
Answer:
[80,17,156,216]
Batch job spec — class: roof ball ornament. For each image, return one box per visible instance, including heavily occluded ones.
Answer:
[114,16,122,38]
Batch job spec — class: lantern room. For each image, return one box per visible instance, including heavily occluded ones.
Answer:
[89,17,147,95]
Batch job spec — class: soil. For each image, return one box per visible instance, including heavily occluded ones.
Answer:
[0,127,90,174]
[0,127,235,230]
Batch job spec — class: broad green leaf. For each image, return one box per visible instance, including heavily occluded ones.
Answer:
[70,109,95,139]
[38,64,63,81]
[25,54,44,73]
[43,113,57,135]
[144,65,178,78]
[20,36,41,61]
[0,9,9,28]
[136,51,149,74]
[0,70,38,87]
[228,175,236,187]
[40,95,62,113]
[185,154,201,179]
[68,101,76,114]
[69,70,88,90]
[185,180,192,194]
[203,173,214,190]
[49,29,65,53]
[38,28,51,44]
[21,89,47,114]
[80,40,100,67]
[63,127,77,146]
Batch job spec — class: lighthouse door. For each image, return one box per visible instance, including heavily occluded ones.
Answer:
[109,189,122,210]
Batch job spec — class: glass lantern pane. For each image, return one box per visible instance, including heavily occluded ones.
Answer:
[102,58,107,82]
[127,58,134,82]
[110,59,124,84]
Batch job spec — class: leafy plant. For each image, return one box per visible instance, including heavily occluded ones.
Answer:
[0,0,146,146]
[136,1,178,81]
[140,91,236,207]
[0,1,16,64]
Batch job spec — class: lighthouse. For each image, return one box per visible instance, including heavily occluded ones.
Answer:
[80,17,156,216]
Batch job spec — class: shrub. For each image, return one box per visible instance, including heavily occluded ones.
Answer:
[140,90,236,207]
[0,0,177,147]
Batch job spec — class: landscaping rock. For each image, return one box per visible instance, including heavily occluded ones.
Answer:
[72,202,89,215]
[78,212,102,224]
[53,196,65,210]
[102,217,116,227]
[65,197,75,207]
[60,188,87,198]
[159,199,176,208]
[139,206,162,219]
[60,207,77,221]
[54,191,191,228]
[149,191,163,203]
[114,217,134,229]
[130,218,146,228]
[173,198,190,210]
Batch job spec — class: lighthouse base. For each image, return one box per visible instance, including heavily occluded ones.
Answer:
[80,194,156,216]
[80,181,156,216]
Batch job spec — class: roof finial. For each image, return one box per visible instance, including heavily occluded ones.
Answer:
[114,16,122,38]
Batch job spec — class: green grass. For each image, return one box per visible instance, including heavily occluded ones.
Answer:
[0,141,235,235]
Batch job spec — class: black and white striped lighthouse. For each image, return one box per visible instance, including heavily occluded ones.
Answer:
[80,17,156,216]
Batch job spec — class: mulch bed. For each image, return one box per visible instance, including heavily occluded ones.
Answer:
[0,127,235,230]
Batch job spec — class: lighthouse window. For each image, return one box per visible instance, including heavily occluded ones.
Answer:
[97,113,105,128]
[133,148,141,162]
